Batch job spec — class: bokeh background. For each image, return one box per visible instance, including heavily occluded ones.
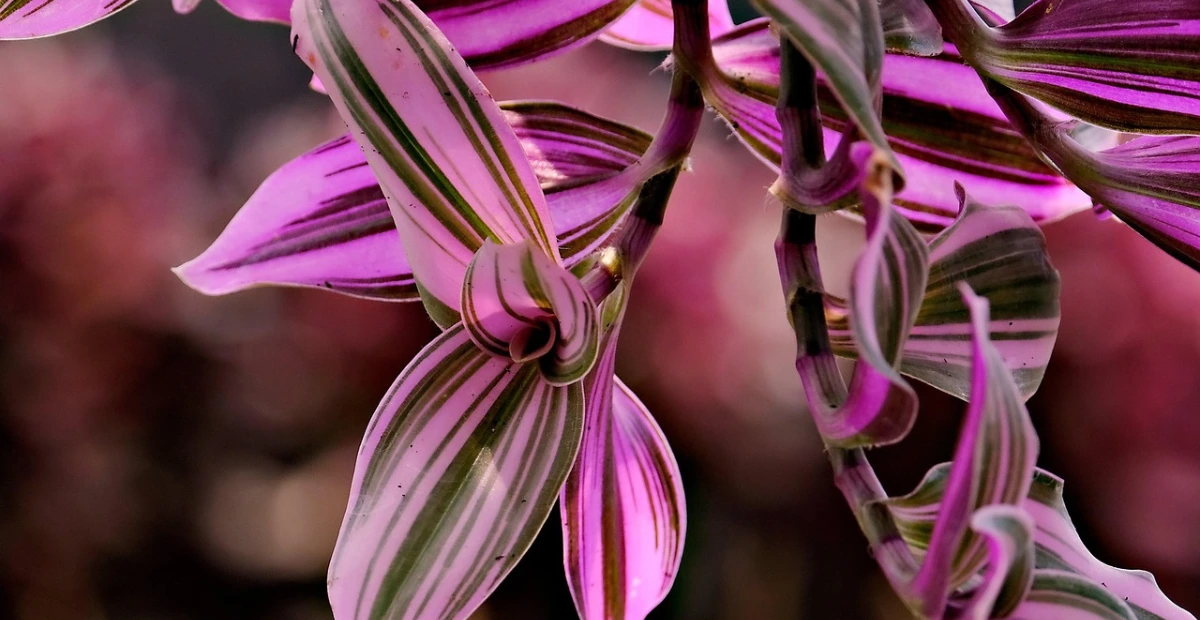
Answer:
[1,2,1198,618]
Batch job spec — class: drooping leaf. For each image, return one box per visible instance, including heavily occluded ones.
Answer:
[886,285,1038,613]
[828,186,1062,401]
[887,467,1195,619]
[462,241,599,385]
[952,505,1035,619]
[695,20,1090,229]
[1008,570,1138,620]
[988,81,1200,274]
[561,287,685,620]
[293,0,562,323]
[599,0,734,51]
[1024,470,1196,620]
[975,0,1200,134]
[748,0,900,172]
[0,0,138,39]
[1084,136,1200,272]
[174,102,651,301]
[786,150,927,448]
[328,324,583,620]
[879,0,943,56]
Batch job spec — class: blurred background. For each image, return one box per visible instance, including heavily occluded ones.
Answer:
[1,2,1198,618]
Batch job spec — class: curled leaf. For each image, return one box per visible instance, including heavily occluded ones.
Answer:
[462,241,599,385]
[828,186,1062,401]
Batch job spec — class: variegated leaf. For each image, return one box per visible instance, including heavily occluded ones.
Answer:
[749,0,900,172]
[828,186,1062,401]
[879,0,943,56]
[967,0,1200,135]
[887,285,1038,613]
[887,467,1194,619]
[790,151,927,448]
[599,0,734,51]
[0,0,138,39]
[952,505,1035,619]
[1024,470,1196,620]
[174,102,651,301]
[1008,570,1138,620]
[561,287,685,620]
[328,324,583,620]
[294,0,561,324]
[988,81,1200,274]
[695,20,1090,229]
[462,241,599,385]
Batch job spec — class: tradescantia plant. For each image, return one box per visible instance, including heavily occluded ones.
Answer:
[5,0,1200,618]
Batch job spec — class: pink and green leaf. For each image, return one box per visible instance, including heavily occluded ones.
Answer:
[828,186,1061,401]
[886,466,1194,618]
[561,287,685,620]
[748,0,900,172]
[1008,570,1138,620]
[293,0,561,322]
[328,324,583,620]
[977,0,1200,135]
[885,285,1038,613]
[0,0,138,39]
[462,241,600,385]
[952,505,1035,619]
[697,21,1090,229]
[174,102,651,301]
[599,0,734,51]
[791,151,928,448]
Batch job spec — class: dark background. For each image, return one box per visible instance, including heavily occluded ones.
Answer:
[0,1,1197,618]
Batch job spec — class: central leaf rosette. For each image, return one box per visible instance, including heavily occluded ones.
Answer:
[462,240,600,385]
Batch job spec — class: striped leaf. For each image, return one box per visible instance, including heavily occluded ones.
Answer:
[1024,470,1195,620]
[973,0,1200,135]
[1008,571,1138,620]
[887,285,1038,613]
[879,0,942,56]
[174,102,651,301]
[294,0,563,323]
[797,151,928,448]
[561,288,685,620]
[887,467,1194,619]
[828,186,1062,401]
[0,0,138,39]
[696,20,1090,230]
[328,324,584,620]
[462,241,599,385]
[953,505,1035,619]
[749,0,900,172]
[599,0,734,51]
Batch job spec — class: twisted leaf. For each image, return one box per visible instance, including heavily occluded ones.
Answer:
[828,186,1062,401]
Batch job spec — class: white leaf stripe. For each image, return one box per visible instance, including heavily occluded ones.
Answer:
[328,324,583,620]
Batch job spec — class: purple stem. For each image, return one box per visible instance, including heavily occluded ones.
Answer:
[773,36,923,607]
